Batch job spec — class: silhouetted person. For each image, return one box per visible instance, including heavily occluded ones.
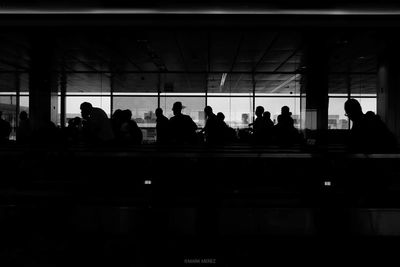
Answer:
[345,98,396,152]
[16,111,31,143]
[217,112,236,143]
[80,102,114,143]
[263,111,274,128]
[0,111,11,142]
[169,101,197,144]
[203,106,219,144]
[111,109,124,140]
[155,108,169,144]
[274,106,299,146]
[251,106,269,144]
[120,109,142,145]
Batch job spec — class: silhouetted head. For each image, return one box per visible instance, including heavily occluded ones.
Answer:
[112,109,122,119]
[281,106,292,116]
[217,112,225,121]
[255,106,264,118]
[80,102,93,120]
[204,106,213,117]
[172,101,183,115]
[155,108,163,118]
[263,111,271,119]
[19,111,28,121]
[344,99,363,122]
[121,109,132,122]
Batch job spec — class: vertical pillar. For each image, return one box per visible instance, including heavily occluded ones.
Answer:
[29,32,58,131]
[15,72,20,128]
[60,70,67,128]
[301,32,330,143]
[377,34,400,142]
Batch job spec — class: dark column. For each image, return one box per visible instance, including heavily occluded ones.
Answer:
[29,33,59,131]
[377,35,400,142]
[301,32,330,144]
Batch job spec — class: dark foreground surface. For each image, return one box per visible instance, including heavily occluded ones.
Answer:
[0,144,400,266]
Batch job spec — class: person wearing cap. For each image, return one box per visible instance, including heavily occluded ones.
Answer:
[169,101,197,144]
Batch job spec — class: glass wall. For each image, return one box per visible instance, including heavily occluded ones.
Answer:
[160,94,206,128]
[328,74,377,130]
[113,95,158,142]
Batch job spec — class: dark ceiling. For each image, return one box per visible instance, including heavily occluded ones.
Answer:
[0,27,377,95]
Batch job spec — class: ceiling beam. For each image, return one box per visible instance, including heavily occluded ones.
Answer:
[273,45,302,72]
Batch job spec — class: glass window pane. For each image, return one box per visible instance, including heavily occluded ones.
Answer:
[352,97,376,114]
[255,97,301,128]
[207,97,253,129]
[113,96,158,142]
[328,97,349,129]
[0,96,17,139]
[66,96,110,121]
[160,95,206,127]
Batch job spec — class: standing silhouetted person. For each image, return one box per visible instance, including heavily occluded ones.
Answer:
[0,111,11,142]
[274,106,299,146]
[203,106,219,144]
[345,98,396,152]
[111,109,124,140]
[251,106,269,144]
[169,101,197,144]
[80,102,114,143]
[155,108,169,144]
[16,111,31,143]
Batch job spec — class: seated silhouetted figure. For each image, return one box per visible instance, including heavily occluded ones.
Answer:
[80,102,114,143]
[274,106,299,146]
[155,108,170,144]
[0,111,11,142]
[119,109,143,145]
[66,117,83,144]
[16,111,31,143]
[203,106,219,144]
[217,112,236,144]
[345,99,396,152]
[169,101,197,145]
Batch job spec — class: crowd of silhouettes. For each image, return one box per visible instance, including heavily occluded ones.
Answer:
[248,105,302,146]
[0,98,396,151]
